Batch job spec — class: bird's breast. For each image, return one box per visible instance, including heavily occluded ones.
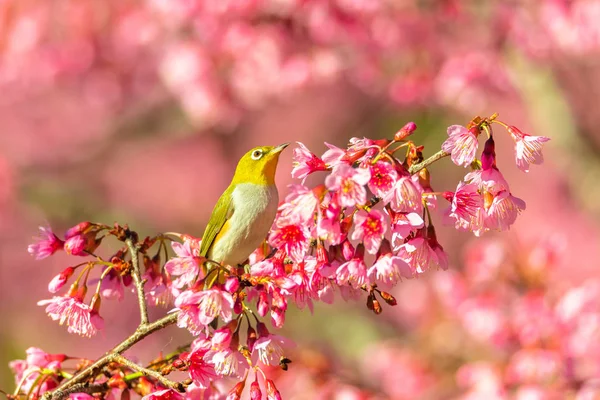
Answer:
[209,183,278,265]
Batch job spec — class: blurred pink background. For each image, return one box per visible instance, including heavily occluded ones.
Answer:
[2,1,600,398]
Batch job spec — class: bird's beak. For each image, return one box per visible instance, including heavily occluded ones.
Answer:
[273,143,290,154]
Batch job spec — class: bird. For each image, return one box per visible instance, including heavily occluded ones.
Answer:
[199,143,289,268]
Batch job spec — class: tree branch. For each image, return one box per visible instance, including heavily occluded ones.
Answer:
[408,150,449,175]
[126,238,149,326]
[113,355,184,392]
[43,312,179,400]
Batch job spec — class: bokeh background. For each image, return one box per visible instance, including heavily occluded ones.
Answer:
[2,1,600,398]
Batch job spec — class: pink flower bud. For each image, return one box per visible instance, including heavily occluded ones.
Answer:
[342,240,355,261]
[212,328,232,349]
[257,292,269,317]
[272,289,287,310]
[266,380,282,400]
[48,267,75,293]
[224,277,240,293]
[233,296,243,314]
[65,222,93,239]
[226,381,245,400]
[247,325,257,352]
[257,322,270,337]
[394,121,417,141]
[64,235,87,256]
[481,135,496,171]
[271,307,285,328]
[250,379,262,400]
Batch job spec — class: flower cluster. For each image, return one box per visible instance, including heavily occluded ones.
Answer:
[16,114,549,400]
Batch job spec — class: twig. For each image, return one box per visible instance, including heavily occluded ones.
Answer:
[43,312,179,400]
[113,355,184,392]
[126,238,149,326]
[408,150,449,175]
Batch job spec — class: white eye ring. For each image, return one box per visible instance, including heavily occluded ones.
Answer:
[251,149,263,160]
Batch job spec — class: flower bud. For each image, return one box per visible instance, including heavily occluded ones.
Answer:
[250,379,262,400]
[64,222,93,239]
[224,277,240,293]
[271,307,285,328]
[257,292,269,317]
[212,327,233,348]
[394,121,417,141]
[272,289,287,310]
[247,325,257,352]
[257,322,270,338]
[481,135,496,171]
[226,381,245,400]
[48,267,75,293]
[342,240,355,261]
[372,298,382,314]
[233,296,243,314]
[64,235,87,256]
[266,379,282,400]
[316,243,328,265]
[380,291,397,306]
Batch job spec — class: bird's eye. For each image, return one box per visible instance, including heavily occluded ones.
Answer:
[251,149,263,160]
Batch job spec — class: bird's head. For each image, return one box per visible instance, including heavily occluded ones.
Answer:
[232,143,289,186]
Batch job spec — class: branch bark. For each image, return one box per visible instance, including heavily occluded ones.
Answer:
[113,355,184,392]
[126,238,149,326]
[43,312,179,400]
[408,150,449,175]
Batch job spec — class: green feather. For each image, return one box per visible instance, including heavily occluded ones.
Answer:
[199,185,235,258]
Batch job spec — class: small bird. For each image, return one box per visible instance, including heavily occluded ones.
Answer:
[199,143,289,267]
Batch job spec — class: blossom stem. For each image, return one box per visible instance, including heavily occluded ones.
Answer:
[126,238,149,326]
[42,312,179,400]
[113,355,184,392]
[408,150,450,175]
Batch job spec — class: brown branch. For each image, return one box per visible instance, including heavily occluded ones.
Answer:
[126,238,149,326]
[113,355,184,392]
[408,150,449,175]
[43,312,179,400]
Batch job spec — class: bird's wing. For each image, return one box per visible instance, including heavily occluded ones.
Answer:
[199,185,235,258]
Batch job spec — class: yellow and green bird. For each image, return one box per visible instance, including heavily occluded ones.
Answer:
[199,143,289,266]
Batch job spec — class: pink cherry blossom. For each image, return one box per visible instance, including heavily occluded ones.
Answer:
[368,161,398,203]
[164,241,205,290]
[321,142,346,167]
[9,348,64,396]
[28,226,64,260]
[443,182,483,228]
[292,142,328,182]
[485,190,526,232]
[325,164,371,208]
[395,236,437,274]
[351,209,387,254]
[276,184,319,225]
[317,192,345,245]
[203,348,248,379]
[268,222,311,263]
[174,289,234,333]
[185,348,218,389]
[368,240,413,287]
[442,125,480,167]
[391,176,423,214]
[507,126,550,172]
[37,295,104,337]
[252,324,295,367]
[390,211,424,245]
[336,244,368,288]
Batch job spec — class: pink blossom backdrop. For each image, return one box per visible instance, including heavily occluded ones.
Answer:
[2,1,600,398]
